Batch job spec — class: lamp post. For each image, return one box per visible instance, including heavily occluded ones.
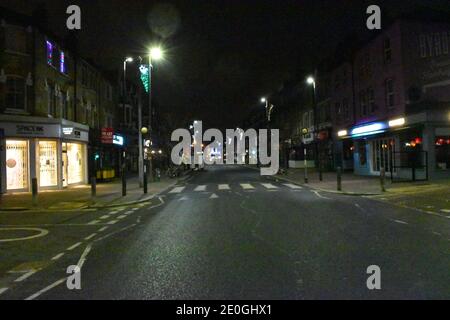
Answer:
[261,97,274,124]
[121,57,133,196]
[307,76,322,181]
[146,47,163,183]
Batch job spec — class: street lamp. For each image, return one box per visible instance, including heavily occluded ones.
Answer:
[260,97,274,123]
[306,75,322,181]
[146,46,164,183]
[121,57,133,196]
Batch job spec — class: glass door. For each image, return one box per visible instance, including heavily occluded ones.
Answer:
[38,140,58,187]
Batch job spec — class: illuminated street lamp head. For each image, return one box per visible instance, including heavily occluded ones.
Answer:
[150,47,163,60]
[141,127,148,134]
[306,76,315,85]
[261,97,267,103]
[125,57,133,62]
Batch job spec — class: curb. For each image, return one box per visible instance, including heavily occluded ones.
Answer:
[0,172,193,213]
[243,166,383,196]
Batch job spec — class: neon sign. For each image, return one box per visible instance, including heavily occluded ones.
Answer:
[350,122,387,137]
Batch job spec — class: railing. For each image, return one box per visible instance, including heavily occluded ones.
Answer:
[390,151,428,182]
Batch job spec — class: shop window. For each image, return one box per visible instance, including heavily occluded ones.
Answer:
[6,76,26,110]
[66,143,85,184]
[435,137,450,170]
[6,140,29,190]
[371,138,395,172]
[38,141,58,187]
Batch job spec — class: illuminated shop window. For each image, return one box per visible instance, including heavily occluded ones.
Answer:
[38,140,58,187]
[67,143,85,184]
[60,51,65,73]
[6,140,29,190]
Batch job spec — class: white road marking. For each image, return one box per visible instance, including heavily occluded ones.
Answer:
[0,288,8,296]
[218,184,230,190]
[51,253,64,261]
[178,196,188,201]
[194,185,207,192]
[169,186,185,194]
[117,215,127,220]
[25,278,66,300]
[67,242,82,251]
[88,220,100,225]
[14,270,37,282]
[312,190,331,200]
[0,227,49,242]
[393,220,408,225]
[261,183,278,189]
[210,193,219,199]
[77,244,92,269]
[98,226,108,232]
[84,233,97,240]
[240,183,254,190]
[283,183,302,190]
[124,211,134,214]
[432,231,442,236]
[107,220,118,225]
[131,208,139,211]
[440,209,450,213]
[99,215,109,220]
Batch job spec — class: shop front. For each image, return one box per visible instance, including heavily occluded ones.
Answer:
[0,116,89,193]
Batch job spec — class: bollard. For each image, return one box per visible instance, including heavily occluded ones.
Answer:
[380,167,386,192]
[121,166,126,197]
[31,178,38,207]
[91,176,97,201]
[337,167,342,191]
[304,148,308,184]
[319,163,323,182]
[143,162,148,194]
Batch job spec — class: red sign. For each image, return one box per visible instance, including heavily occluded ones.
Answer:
[101,128,113,144]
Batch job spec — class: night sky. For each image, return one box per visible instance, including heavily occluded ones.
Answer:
[3,0,450,130]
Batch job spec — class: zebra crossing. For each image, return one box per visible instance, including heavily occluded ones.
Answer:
[167,182,303,194]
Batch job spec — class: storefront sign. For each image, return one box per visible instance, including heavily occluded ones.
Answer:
[350,122,387,138]
[101,128,114,144]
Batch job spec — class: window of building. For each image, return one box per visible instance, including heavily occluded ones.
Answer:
[335,102,342,119]
[385,79,395,108]
[5,25,27,54]
[368,87,376,113]
[47,82,56,117]
[384,38,392,64]
[342,98,349,120]
[6,76,26,110]
[359,90,367,117]
[61,92,68,119]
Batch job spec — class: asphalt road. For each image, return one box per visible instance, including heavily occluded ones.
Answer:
[1,165,449,299]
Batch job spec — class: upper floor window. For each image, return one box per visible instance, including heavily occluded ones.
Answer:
[383,38,392,64]
[385,79,395,108]
[368,88,376,113]
[6,76,25,110]
[47,82,56,117]
[46,40,66,74]
[342,98,349,120]
[335,102,342,119]
[360,90,368,117]
[5,25,27,54]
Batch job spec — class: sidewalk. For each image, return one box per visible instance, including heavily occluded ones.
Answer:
[267,167,450,217]
[0,173,189,212]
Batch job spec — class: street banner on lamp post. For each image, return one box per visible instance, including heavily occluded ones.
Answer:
[139,64,150,93]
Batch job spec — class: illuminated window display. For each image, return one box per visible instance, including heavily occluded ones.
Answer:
[38,140,58,187]
[6,140,29,190]
[65,142,85,184]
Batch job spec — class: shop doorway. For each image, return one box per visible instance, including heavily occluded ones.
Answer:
[371,138,395,174]
[62,142,85,186]
[6,140,29,191]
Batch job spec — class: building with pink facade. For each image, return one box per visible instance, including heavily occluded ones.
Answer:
[332,19,450,180]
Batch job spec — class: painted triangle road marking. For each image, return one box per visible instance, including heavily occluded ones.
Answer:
[210,193,219,199]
